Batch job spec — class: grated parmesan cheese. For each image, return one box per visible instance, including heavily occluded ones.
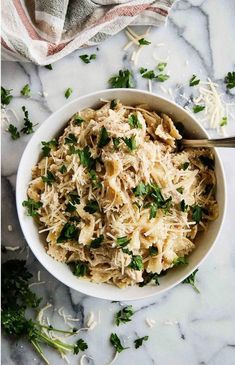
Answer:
[124,26,151,65]
[5,246,20,251]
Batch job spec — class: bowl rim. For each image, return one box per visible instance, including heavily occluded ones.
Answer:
[16,88,227,301]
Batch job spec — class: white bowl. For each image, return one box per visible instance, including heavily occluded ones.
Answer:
[16,89,226,301]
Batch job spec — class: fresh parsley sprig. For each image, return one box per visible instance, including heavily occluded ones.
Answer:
[109,70,135,88]
[182,269,200,293]
[22,199,42,217]
[115,306,134,326]
[21,84,31,97]
[1,86,13,106]
[110,333,128,353]
[189,74,200,86]
[138,38,151,45]
[224,71,235,89]
[134,336,149,349]
[8,124,20,140]
[65,88,73,99]
[79,54,96,64]
[21,106,38,134]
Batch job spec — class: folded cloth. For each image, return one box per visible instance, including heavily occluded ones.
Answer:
[1,0,174,65]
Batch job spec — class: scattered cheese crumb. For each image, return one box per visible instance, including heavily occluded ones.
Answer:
[164,320,179,326]
[5,246,20,251]
[28,281,46,288]
[124,26,151,65]
[80,354,94,365]
[86,311,98,330]
[37,270,41,282]
[7,224,13,231]
[145,318,156,328]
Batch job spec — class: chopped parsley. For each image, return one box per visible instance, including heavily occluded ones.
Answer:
[90,235,104,249]
[176,187,184,194]
[45,64,53,70]
[182,269,200,293]
[8,124,20,140]
[128,114,142,129]
[155,74,170,82]
[66,192,80,212]
[149,246,158,256]
[89,170,101,189]
[41,139,58,156]
[1,86,13,106]
[59,164,67,174]
[189,74,200,86]
[77,146,95,169]
[173,256,188,266]
[192,205,202,223]
[42,171,56,185]
[21,106,37,134]
[139,271,160,287]
[224,71,235,89]
[74,339,88,354]
[123,135,137,151]
[157,62,167,72]
[84,199,99,214]
[116,236,130,247]
[149,202,157,219]
[22,198,42,217]
[109,69,134,88]
[199,155,214,170]
[115,305,134,326]
[181,162,189,170]
[72,261,88,277]
[133,182,149,197]
[98,127,110,148]
[65,88,73,99]
[65,133,77,144]
[220,117,227,127]
[180,199,188,212]
[134,336,149,349]
[20,84,31,97]
[129,255,143,271]
[113,137,121,149]
[79,54,96,64]
[57,223,79,243]
[74,116,84,125]
[110,99,117,109]
[193,105,205,113]
[138,38,151,45]
[110,333,128,353]
[139,68,155,80]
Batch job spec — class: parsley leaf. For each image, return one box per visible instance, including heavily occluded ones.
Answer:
[181,162,189,170]
[199,155,214,170]
[133,182,149,197]
[129,255,143,271]
[59,164,67,174]
[189,74,200,86]
[182,269,200,293]
[128,114,142,129]
[45,64,53,70]
[140,69,155,79]
[79,54,96,64]
[138,38,151,45]
[98,127,111,148]
[173,256,188,266]
[116,236,130,247]
[149,203,157,219]
[89,170,101,189]
[65,88,73,99]
[192,205,202,223]
[41,139,58,156]
[134,336,149,349]
[21,106,37,134]
[139,271,160,287]
[8,124,20,140]
[66,192,80,212]
[220,117,227,127]
[180,199,188,212]
[157,62,167,72]
[109,70,134,88]
[224,71,235,89]
[193,105,205,113]
[74,339,88,354]
[20,84,31,97]
[65,133,77,144]
[90,235,104,249]
[42,171,56,185]
[110,99,117,109]
[149,246,158,256]
[22,199,42,217]
[115,305,134,326]
[84,199,99,214]
[1,86,13,106]
[176,187,184,194]
[72,261,88,277]
[113,137,121,149]
[57,223,79,243]
[74,116,84,125]
[155,74,169,82]
[78,146,95,169]
[123,135,137,151]
[110,333,128,353]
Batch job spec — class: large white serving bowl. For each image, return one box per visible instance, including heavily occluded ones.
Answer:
[16,89,226,301]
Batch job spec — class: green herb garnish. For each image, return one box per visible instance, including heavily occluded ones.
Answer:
[138,38,151,45]
[110,333,128,353]
[128,114,142,129]
[89,170,101,189]
[192,205,202,223]
[140,69,155,79]
[116,236,130,247]
[79,54,96,64]
[199,155,214,170]
[123,135,137,151]
[41,139,58,156]
[98,127,110,148]
[193,105,205,113]
[72,261,88,277]
[1,86,13,106]
[113,137,121,149]
[157,62,167,72]
[109,70,134,88]
[110,99,117,109]
[133,182,149,197]
[224,71,235,89]
[176,187,184,194]
[173,256,188,266]
[115,306,134,326]
[74,339,88,354]
[57,223,79,243]
[182,269,200,293]
[155,74,169,82]
[45,64,53,70]
[181,162,189,170]
[180,199,188,212]
[59,164,67,174]
[129,255,143,271]
[139,271,160,287]
[22,199,42,217]
[21,84,31,97]
[65,133,77,144]
[84,199,99,214]
[149,246,158,256]
[220,117,227,127]
[21,106,37,134]
[90,235,104,249]
[8,124,20,140]
[189,74,200,86]
[65,88,73,99]
[42,171,56,185]
[78,146,95,169]
[74,116,84,125]
[134,336,149,349]
[149,203,157,219]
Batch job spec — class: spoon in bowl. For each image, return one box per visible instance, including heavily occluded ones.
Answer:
[180,136,235,148]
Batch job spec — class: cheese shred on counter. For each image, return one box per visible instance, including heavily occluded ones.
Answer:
[27,100,218,288]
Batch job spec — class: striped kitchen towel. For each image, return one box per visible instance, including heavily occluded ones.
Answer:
[1,0,175,65]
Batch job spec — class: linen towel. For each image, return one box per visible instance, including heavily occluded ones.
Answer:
[1,0,174,65]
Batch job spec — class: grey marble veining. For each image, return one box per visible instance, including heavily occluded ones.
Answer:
[2,0,235,364]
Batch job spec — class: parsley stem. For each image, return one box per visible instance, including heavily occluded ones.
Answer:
[31,339,50,365]
[34,330,75,352]
[34,323,77,335]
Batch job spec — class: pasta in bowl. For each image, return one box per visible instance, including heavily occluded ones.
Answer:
[17,89,226,300]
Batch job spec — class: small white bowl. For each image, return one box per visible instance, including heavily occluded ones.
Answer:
[16,89,226,301]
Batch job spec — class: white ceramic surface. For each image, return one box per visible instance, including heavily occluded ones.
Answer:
[16,89,226,301]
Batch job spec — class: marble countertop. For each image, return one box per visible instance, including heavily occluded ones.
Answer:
[2,1,235,364]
